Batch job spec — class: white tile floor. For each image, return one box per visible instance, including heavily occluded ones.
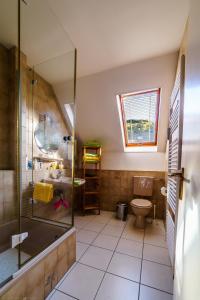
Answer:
[47,211,173,300]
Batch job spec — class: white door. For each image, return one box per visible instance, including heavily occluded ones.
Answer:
[174,0,200,299]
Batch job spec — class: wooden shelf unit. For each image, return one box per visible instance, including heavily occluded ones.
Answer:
[82,146,101,215]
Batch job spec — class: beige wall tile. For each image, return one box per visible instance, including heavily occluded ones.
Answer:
[44,249,58,298]
[77,170,166,219]
[0,277,26,300]
[25,261,45,300]
[56,254,69,282]
[57,240,68,261]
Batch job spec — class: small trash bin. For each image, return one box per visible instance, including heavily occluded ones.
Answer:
[116,202,128,221]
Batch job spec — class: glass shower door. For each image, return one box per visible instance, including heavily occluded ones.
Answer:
[31,50,76,227]
[0,0,21,286]
[19,0,76,266]
[0,0,77,286]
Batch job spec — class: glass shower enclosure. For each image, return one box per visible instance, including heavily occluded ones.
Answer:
[0,0,76,287]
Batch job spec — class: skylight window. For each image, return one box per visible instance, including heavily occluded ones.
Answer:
[119,89,160,148]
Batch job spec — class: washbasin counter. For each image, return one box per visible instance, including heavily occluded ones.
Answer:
[44,177,85,187]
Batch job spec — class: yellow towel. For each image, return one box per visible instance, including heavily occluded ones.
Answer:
[83,154,100,163]
[33,182,53,203]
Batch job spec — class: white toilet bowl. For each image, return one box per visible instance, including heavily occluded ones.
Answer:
[130,199,152,228]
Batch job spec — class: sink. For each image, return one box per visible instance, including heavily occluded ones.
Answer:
[44,177,85,187]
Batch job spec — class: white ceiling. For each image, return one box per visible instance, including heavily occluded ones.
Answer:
[0,0,75,83]
[47,0,189,78]
[0,0,189,80]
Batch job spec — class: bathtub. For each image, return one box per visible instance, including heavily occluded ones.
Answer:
[0,218,76,299]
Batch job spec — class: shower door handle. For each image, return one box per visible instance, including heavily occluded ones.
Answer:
[11,232,28,248]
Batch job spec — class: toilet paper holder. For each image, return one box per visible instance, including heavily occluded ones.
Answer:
[161,186,167,197]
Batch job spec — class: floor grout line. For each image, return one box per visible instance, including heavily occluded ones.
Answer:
[69,261,173,296]
[54,215,172,300]
[114,250,142,259]
[77,232,168,250]
[139,283,173,295]
[137,224,145,300]
[56,215,113,294]
[143,242,168,249]
[93,216,128,300]
[53,288,79,299]
[55,220,108,290]
[141,258,171,268]
[55,262,78,289]
[55,217,113,299]
[76,215,171,297]
[116,252,171,267]
[83,244,114,253]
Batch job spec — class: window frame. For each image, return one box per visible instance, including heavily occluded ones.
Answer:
[119,88,161,147]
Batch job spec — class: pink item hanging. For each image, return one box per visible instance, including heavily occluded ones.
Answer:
[54,198,69,210]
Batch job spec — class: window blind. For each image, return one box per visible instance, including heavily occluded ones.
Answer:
[121,89,160,146]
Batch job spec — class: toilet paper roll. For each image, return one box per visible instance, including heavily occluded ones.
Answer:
[161,186,167,196]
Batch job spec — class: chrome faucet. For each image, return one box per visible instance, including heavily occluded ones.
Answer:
[56,170,63,179]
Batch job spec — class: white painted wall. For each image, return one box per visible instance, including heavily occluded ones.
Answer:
[174,0,200,298]
[101,152,166,171]
[76,53,178,171]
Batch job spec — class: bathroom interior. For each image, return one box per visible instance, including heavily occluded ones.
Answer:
[0,0,199,300]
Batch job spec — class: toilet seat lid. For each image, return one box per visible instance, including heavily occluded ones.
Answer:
[130,199,152,208]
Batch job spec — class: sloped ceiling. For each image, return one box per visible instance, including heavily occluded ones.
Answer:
[47,0,189,78]
[0,0,189,81]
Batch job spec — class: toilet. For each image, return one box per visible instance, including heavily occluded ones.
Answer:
[130,176,154,229]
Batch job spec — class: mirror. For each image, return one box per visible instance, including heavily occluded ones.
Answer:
[34,114,62,154]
